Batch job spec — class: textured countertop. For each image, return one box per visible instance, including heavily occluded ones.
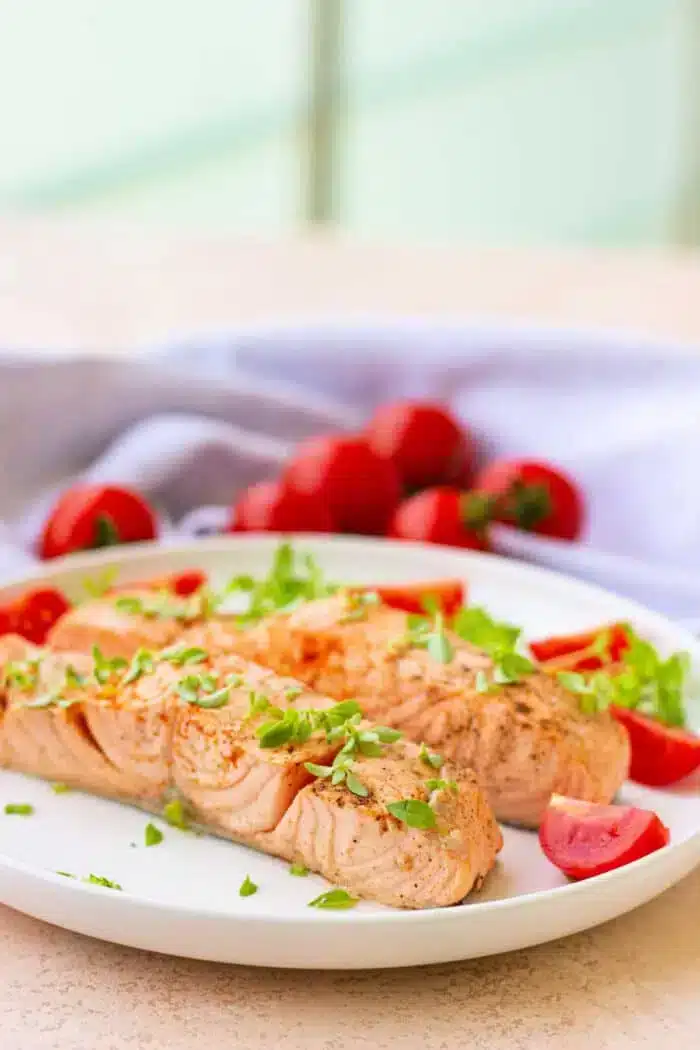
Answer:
[1,218,700,1049]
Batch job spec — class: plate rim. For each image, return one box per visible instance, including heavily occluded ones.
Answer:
[1,534,699,933]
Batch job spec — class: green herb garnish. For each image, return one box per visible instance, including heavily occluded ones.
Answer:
[56,870,75,878]
[82,566,119,598]
[391,610,454,664]
[115,591,204,624]
[160,645,209,667]
[92,646,128,685]
[289,862,309,876]
[4,803,33,816]
[230,543,337,627]
[452,606,521,655]
[307,888,358,910]
[122,648,156,685]
[339,589,381,623]
[239,875,258,897]
[51,783,71,794]
[3,658,42,691]
[85,874,122,890]
[386,799,436,830]
[176,672,232,709]
[144,822,164,847]
[418,742,443,769]
[476,651,535,693]
[557,630,691,726]
[425,778,458,793]
[163,799,189,829]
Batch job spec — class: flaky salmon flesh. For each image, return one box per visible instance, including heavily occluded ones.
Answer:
[46,586,630,828]
[184,597,631,829]
[0,633,501,909]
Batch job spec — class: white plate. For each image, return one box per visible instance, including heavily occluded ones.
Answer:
[0,535,698,969]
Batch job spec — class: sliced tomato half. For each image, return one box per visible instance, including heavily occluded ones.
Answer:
[539,795,670,880]
[611,707,700,787]
[355,578,465,616]
[531,623,630,671]
[0,587,71,645]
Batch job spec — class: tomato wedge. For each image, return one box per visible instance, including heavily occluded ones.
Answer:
[531,623,630,672]
[354,579,465,616]
[539,795,670,880]
[0,587,71,645]
[610,707,700,786]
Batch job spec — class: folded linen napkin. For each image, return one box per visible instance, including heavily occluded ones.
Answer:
[1,321,699,622]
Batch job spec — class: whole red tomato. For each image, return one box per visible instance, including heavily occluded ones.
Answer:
[366,401,472,490]
[39,485,158,560]
[389,487,490,550]
[284,435,400,535]
[229,479,335,533]
[474,459,584,541]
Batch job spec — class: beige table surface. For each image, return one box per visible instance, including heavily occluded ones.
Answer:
[1,217,700,1050]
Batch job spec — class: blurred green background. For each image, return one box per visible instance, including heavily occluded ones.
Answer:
[1,0,698,245]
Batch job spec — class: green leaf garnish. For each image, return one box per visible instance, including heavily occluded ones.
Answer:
[557,630,692,726]
[230,543,337,627]
[452,606,521,655]
[339,589,381,623]
[390,609,455,664]
[144,822,164,847]
[56,870,75,878]
[82,565,119,598]
[418,742,443,769]
[289,862,309,876]
[3,658,42,691]
[163,799,189,829]
[115,591,204,624]
[122,648,156,685]
[85,874,122,890]
[386,799,436,830]
[4,803,33,816]
[92,645,128,685]
[425,778,458,793]
[345,771,369,797]
[176,673,231,709]
[51,783,71,794]
[307,888,358,910]
[304,761,334,777]
[239,875,258,897]
[160,645,209,667]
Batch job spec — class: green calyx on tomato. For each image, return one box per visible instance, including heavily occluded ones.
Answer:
[500,481,552,531]
[460,492,495,533]
[91,514,120,549]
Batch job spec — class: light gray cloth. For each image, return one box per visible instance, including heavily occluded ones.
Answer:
[1,321,699,621]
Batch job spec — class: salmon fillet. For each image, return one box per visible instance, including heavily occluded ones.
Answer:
[48,588,208,660]
[184,596,631,828]
[0,634,501,909]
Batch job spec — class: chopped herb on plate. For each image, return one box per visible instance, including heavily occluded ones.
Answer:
[239,875,258,897]
[307,888,358,910]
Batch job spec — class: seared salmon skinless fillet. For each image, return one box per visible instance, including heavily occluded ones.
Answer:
[183,596,630,829]
[0,634,501,909]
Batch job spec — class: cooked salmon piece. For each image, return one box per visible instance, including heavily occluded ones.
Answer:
[0,637,501,908]
[189,595,630,828]
[47,588,207,660]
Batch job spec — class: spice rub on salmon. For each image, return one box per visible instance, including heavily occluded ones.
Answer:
[0,634,501,909]
[188,594,630,829]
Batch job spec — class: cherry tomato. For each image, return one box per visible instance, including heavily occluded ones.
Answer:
[474,459,584,541]
[610,707,700,786]
[539,795,669,880]
[285,436,400,535]
[111,570,207,598]
[355,579,466,616]
[229,479,335,534]
[389,487,490,551]
[0,587,71,644]
[365,401,473,489]
[531,623,630,671]
[40,485,158,560]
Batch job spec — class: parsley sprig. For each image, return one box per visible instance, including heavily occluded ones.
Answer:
[449,606,534,692]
